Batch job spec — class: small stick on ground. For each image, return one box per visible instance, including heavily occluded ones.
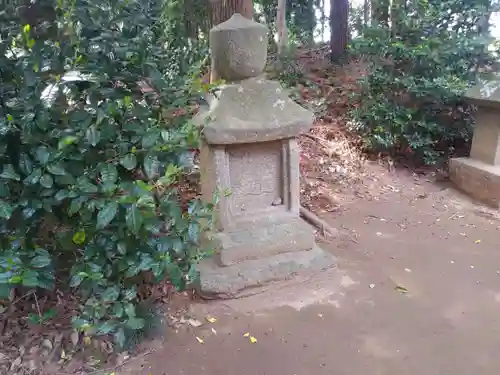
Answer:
[302,133,331,150]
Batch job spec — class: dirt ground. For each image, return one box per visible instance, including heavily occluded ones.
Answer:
[108,163,500,375]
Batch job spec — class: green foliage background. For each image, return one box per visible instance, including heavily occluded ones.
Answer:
[0,0,214,347]
[350,0,493,164]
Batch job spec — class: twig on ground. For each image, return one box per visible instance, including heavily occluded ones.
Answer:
[33,292,42,321]
[8,291,34,306]
[193,287,270,301]
[302,133,331,151]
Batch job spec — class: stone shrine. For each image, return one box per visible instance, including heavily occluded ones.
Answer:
[450,73,500,208]
[196,14,335,295]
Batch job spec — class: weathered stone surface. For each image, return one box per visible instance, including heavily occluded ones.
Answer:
[210,218,315,266]
[210,13,268,81]
[469,107,500,165]
[465,72,500,109]
[198,245,337,295]
[200,139,301,230]
[449,157,500,208]
[198,77,314,145]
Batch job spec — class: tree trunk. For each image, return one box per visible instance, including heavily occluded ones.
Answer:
[330,0,349,61]
[321,0,326,40]
[363,0,370,27]
[276,0,288,55]
[209,0,253,27]
[390,0,406,36]
[371,0,389,27]
[476,1,492,70]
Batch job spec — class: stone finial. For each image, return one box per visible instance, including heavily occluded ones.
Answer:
[210,13,268,81]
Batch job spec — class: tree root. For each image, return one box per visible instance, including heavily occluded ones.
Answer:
[299,205,359,243]
[299,205,339,238]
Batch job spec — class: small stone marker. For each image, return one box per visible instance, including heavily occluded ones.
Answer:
[196,14,335,295]
[450,73,500,207]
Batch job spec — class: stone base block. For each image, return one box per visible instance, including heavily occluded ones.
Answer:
[198,245,336,295]
[211,218,314,266]
[449,157,500,208]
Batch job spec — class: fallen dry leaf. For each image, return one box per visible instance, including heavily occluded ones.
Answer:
[250,336,257,344]
[188,318,203,328]
[205,316,217,324]
[196,336,204,344]
[395,285,408,294]
[243,332,250,337]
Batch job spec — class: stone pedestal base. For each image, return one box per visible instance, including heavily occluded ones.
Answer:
[210,217,314,266]
[449,157,500,208]
[198,244,336,295]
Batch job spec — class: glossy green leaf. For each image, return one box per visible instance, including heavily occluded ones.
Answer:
[0,164,20,181]
[40,174,54,188]
[141,132,159,148]
[76,177,98,193]
[70,273,86,288]
[126,204,142,234]
[19,153,33,175]
[47,163,66,176]
[143,155,160,179]
[58,136,78,150]
[86,125,101,146]
[99,164,118,185]
[124,303,136,318]
[120,154,137,170]
[114,328,126,348]
[22,270,38,287]
[35,146,50,165]
[31,254,51,268]
[68,197,85,216]
[98,320,117,334]
[0,201,14,219]
[96,202,118,229]
[72,230,86,245]
[0,284,13,299]
[102,286,120,302]
[24,168,42,185]
[126,317,145,330]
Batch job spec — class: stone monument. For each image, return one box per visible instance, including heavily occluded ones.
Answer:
[196,14,335,296]
[450,73,500,208]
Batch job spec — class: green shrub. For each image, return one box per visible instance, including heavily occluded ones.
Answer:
[0,0,213,347]
[349,0,490,164]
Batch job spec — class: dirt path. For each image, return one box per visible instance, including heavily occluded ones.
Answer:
[116,164,500,375]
